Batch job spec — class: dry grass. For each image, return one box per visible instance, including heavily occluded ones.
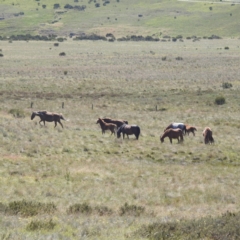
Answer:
[1,39,240,239]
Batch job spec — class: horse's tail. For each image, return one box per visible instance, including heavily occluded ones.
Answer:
[136,126,140,140]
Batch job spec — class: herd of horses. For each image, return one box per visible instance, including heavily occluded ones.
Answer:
[31,111,214,144]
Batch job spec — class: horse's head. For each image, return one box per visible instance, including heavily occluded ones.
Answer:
[124,120,128,124]
[160,135,164,143]
[96,118,100,124]
[31,112,36,120]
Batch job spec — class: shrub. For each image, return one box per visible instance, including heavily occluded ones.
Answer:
[26,219,56,231]
[95,206,113,216]
[176,56,183,61]
[134,211,240,240]
[215,96,226,105]
[59,52,66,56]
[54,43,59,46]
[224,46,229,50]
[64,71,68,75]
[42,4,46,8]
[162,56,167,61]
[67,203,92,214]
[6,200,57,217]
[222,82,232,89]
[8,108,25,118]
[119,202,145,217]
[0,53,3,57]
[53,3,60,9]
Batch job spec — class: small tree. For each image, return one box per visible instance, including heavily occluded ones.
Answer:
[215,96,225,105]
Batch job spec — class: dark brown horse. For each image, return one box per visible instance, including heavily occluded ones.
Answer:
[102,118,128,128]
[185,125,197,136]
[203,127,214,144]
[164,123,186,135]
[96,118,117,135]
[117,124,140,140]
[31,111,67,128]
[160,128,184,144]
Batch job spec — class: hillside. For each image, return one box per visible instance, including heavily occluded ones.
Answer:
[0,0,240,38]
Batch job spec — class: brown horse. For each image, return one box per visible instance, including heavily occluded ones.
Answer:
[31,110,67,128]
[160,128,184,144]
[203,127,214,144]
[185,125,197,136]
[117,124,140,140]
[102,118,128,128]
[96,118,117,135]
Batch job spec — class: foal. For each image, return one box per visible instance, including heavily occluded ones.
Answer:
[96,118,117,135]
[185,125,197,136]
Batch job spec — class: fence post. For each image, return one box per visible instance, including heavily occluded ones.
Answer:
[62,102,64,108]
[156,105,157,111]
[31,102,34,108]
[92,104,93,110]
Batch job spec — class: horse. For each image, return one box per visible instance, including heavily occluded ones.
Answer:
[164,123,186,135]
[117,124,140,140]
[96,118,117,135]
[102,118,128,128]
[203,127,214,144]
[185,125,197,136]
[31,110,67,128]
[160,128,184,144]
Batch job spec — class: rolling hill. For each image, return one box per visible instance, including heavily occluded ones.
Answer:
[0,0,240,38]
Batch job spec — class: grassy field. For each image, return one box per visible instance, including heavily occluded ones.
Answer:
[0,0,240,37]
[1,38,240,239]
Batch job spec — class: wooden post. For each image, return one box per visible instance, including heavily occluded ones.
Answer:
[62,102,64,108]
[31,102,34,108]
[156,105,157,111]
[92,104,93,110]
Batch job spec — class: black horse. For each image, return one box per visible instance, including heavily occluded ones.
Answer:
[31,110,67,128]
[117,124,140,140]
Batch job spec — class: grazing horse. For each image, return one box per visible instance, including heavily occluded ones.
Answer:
[96,118,117,135]
[117,124,140,140]
[164,123,186,135]
[31,110,67,128]
[102,118,128,128]
[160,128,184,144]
[203,127,214,144]
[185,125,197,136]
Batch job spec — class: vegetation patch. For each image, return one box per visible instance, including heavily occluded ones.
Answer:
[6,200,57,217]
[119,202,145,217]
[8,109,25,118]
[133,211,240,240]
[215,96,226,105]
[26,219,56,231]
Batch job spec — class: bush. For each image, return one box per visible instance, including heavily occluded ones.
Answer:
[119,203,145,217]
[0,53,3,57]
[222,82,232,89]
[26,219,56,231]
[53,3,60,9]
[67,203,92,214]
[8,109,25,118]
[54,43,59,46]
[6,200,56,217]
[215,96,226,105]
[59,52,66,56]
[134,211,240,240]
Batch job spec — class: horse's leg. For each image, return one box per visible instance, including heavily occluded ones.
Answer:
[169,137,172,144]
[58,120,63,128]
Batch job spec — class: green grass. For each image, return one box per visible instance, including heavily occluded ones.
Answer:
[1,39,240,238]
[0,0,240,37]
